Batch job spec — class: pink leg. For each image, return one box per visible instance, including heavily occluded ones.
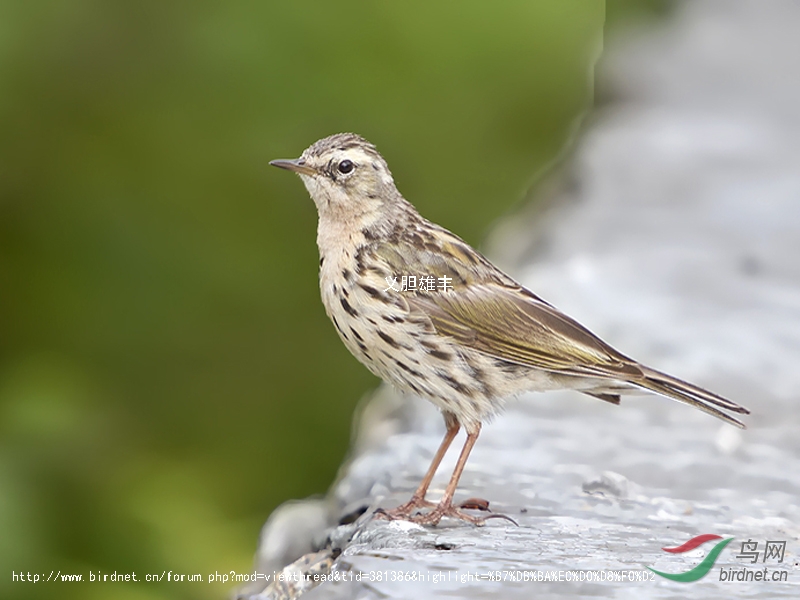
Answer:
[377,412,459,519]
[408,422,517,527]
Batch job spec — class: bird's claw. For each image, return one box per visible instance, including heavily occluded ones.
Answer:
[374,497,437,521]
[375,499,518,527]
[405,504,518,527]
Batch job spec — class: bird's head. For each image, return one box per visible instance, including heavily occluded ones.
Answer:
[270,133,400,222]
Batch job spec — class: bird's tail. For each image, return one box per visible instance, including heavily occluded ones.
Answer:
[630,367,750,428]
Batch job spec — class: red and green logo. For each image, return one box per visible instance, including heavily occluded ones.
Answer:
[648,534,734,582]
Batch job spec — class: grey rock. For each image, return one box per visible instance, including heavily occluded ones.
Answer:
[244,1,800,598]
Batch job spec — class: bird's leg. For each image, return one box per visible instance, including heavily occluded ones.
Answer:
[376,413,459,520]
[410,422,517,527]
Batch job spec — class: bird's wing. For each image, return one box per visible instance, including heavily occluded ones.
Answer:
[409,281,642,379]
[372,231,749,428]
[373,231,638,379]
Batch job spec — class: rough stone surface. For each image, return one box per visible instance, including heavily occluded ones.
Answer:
[242,2,800,598]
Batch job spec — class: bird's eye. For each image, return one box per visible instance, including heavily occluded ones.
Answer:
[338,160,354,174]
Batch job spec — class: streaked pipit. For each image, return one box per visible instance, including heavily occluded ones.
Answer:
[270,133,749,526]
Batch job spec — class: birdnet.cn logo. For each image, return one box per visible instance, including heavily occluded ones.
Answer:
[647,534,789,583]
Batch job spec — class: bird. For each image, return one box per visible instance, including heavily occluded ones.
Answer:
[270,133,750,526]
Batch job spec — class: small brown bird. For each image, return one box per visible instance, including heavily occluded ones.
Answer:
[270,133,750,526]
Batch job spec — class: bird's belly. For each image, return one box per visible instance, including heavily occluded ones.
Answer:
[319,266,563,425]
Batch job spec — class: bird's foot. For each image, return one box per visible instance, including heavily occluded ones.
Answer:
[376,496,517,527]
[374,496,437,520]
[408,501,519,527]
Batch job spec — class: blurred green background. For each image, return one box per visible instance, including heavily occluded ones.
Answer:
[0,1,666,599]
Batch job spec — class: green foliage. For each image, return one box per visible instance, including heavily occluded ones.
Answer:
[0,1,623,598]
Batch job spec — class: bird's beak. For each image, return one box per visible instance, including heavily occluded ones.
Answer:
[269,158,316,176]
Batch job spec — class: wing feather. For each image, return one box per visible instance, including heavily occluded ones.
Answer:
[369,227,749,428]
[408,284,642,378]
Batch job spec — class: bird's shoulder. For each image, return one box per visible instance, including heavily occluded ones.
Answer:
[364,217,517,290]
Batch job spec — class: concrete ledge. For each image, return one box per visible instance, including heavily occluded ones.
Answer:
[242,2,800,598]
